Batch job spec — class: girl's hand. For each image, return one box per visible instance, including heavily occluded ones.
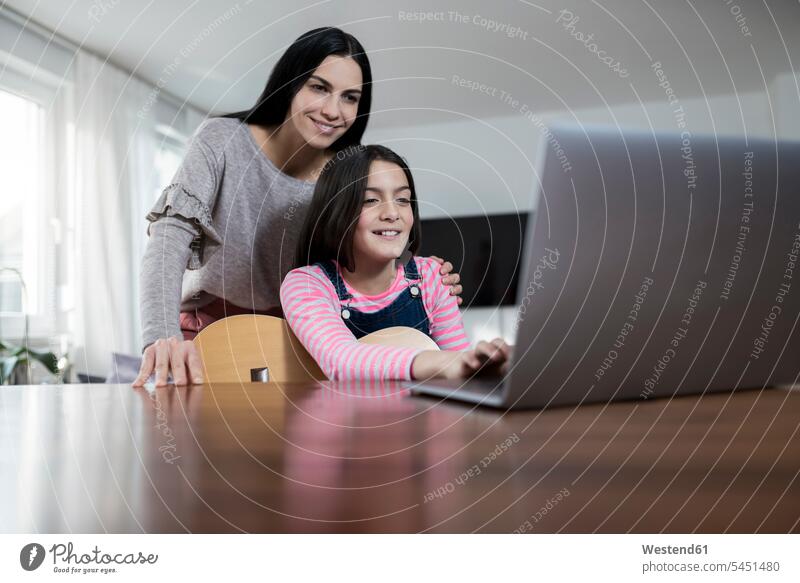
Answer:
[411,350,469,381]
[132,336,204,387]
[464,338,512,377]
[430,255,464,305]
[410,339,512,381]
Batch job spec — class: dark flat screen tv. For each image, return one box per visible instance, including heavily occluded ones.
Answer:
[419,212,529,306]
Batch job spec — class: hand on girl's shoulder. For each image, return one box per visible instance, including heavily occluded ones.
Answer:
[413,255,445,279]
[413,256,454,295]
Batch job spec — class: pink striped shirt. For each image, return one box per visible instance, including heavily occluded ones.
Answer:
[280,256,470,381]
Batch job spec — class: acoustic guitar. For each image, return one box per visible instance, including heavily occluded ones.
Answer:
[193,315,438,383]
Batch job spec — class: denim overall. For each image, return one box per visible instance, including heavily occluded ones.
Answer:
[316,257,433,339]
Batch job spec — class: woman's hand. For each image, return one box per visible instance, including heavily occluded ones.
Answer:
[132,336,204,387]
[430,255,464,305]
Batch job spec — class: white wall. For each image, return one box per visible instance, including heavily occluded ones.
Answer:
[365,78,798,343]
[365,87,782,218]
[772,73,800,141]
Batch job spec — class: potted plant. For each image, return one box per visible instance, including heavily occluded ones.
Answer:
[0,339,60,385]
[0,266,64,384]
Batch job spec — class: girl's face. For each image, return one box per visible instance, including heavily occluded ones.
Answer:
[352,160,415,268]
[288,55,363,150]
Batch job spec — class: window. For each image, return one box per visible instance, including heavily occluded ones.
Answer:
[154,127,186,200]
[0,88,46,322]
[1,11,206,374]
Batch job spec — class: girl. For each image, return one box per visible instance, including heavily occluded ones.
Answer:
[134,28,462,387]
[281,145,511,381]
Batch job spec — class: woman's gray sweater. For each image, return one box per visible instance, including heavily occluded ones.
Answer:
[139,118,315,348]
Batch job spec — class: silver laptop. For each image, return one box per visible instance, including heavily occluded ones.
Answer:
[409,125,800,409]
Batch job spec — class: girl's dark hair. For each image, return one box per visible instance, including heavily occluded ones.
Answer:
[294,145,422,272]
[223,27,372,150]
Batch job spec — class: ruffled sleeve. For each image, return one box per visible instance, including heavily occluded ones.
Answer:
[146,183,222,269]
[145,122,224,270]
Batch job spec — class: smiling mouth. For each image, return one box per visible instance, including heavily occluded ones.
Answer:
[310,117,342,134]
[372,230,402,239]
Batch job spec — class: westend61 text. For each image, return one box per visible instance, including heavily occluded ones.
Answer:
[642,544,708,555]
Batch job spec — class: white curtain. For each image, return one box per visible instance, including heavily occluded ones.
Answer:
[66,51,158,376]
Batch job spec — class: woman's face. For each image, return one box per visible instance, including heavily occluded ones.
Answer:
[288,55,363,150]
[351,160,415,268]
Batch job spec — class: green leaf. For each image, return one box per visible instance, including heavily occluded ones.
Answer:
[25,348,59,374]
[0,345,60,382]
[1,356,19,385]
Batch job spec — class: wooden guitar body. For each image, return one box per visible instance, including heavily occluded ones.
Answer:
[194,315,438,383]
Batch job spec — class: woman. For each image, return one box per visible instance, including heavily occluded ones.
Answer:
[281,145,511,381]
[134,28,462,387]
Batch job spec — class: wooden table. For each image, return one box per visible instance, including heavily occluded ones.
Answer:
[1,382,798,533]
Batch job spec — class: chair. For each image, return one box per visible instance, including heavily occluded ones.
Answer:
[193,315,326,383]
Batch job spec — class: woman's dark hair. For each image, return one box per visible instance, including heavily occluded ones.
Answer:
[294,145,422,272]
[224,27,372,150]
